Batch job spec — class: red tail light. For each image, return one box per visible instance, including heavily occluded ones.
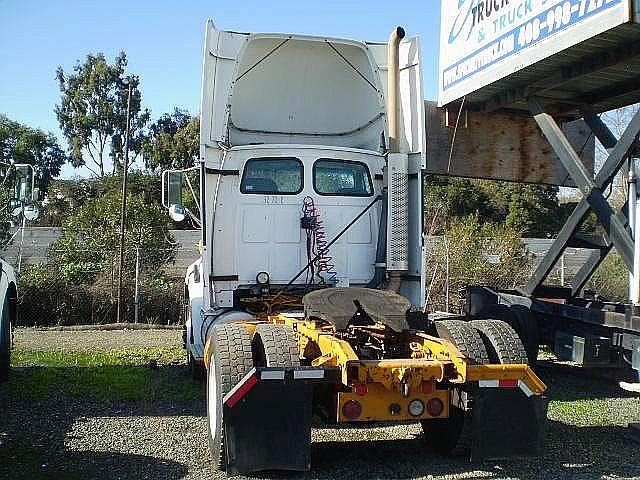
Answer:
[342,400,362,419]
[421,381,434,394]
[354,384,368,396]
[427,398,444,417]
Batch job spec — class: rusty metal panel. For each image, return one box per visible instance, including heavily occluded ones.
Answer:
[424,101,594,186]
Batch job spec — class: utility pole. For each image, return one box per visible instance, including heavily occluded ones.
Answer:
[117,78,133,323]
[134,235,141,324]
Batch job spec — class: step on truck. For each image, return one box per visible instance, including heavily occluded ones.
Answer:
[162,21,548,474]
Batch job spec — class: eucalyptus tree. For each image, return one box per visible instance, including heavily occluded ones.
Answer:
[55,52,150,177]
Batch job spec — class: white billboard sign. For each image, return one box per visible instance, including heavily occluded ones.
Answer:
[439,0,631,106]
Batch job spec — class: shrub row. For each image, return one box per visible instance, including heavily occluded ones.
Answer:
[17,264,183,326]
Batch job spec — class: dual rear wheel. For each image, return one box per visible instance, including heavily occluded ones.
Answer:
[473,304,539,366]
[422,318,528,456]
[206,322,299,471]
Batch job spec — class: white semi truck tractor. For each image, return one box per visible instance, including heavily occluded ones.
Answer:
[162,21,548,474]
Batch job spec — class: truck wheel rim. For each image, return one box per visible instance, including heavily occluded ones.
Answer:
[208,361,218,438]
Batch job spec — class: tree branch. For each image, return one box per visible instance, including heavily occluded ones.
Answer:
[83,163,100,177]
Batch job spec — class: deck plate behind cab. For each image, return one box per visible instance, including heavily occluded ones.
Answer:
[302,287,411,332]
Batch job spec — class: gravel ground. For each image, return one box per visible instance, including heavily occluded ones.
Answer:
[1,328,639,480]
[13,327,182,351]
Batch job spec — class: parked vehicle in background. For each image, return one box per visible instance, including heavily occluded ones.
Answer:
[0,259,16,381]
[0,163,38,381]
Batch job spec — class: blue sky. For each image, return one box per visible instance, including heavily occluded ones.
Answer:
[0,0,441,178]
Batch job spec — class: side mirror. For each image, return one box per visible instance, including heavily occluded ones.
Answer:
[168,171,183,207]
[169,203,186,223]
[13,164,34,204]
[7,164,40,221]
[162,170,184,215]
[33,185,44,202]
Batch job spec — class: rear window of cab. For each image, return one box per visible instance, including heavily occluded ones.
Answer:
[239,157,374,197]
[240,157,303,194]
[313,159,373,196]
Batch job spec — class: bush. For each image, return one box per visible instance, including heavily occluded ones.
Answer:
[425,215,532,313]
[586,252,628,302]
[51,189,175,284]
[17,263,183,326]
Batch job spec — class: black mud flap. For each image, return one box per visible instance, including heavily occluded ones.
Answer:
[222,366,338,475]
[471,388,548,460]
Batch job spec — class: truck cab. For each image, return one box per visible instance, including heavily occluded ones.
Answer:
[211,144,383,301]
[163,22,547,474]
[174,21,426,363]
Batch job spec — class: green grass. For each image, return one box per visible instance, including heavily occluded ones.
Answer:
[6,348,638,431]
[548,396,639,426]
[12,348,184,367]
[7,348,204,402]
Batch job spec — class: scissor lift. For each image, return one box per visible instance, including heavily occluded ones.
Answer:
[438,3,640,440]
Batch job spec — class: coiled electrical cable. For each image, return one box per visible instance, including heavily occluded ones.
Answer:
[302,196,337,284]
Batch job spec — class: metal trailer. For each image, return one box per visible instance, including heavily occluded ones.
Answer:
[437,0,640,437]
[162,21,552,474]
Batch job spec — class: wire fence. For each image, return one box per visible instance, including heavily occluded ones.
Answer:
[4,223,607,326]
[4,227,200,327]
[18,270,183,327]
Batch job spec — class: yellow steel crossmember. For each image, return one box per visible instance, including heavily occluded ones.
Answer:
[410,331,546,395]
[270,314,546,396]
[350,358,450,392]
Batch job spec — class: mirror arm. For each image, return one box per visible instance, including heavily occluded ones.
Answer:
[185,208,202,228]
[184,174,201,217]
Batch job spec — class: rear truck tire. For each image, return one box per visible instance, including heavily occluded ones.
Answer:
[473,304,539,366]
[468,319,547,458]
[434,319,490,365]
[207,323,254,471]
[421,320,489,456]
[252,323,300,367]
[510,305,539,366]
[470,319,528,365]
[0,296,11,383]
